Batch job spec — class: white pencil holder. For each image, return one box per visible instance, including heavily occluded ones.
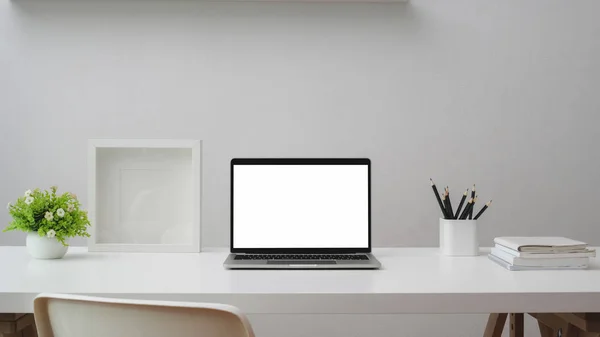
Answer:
[439,218,479,256]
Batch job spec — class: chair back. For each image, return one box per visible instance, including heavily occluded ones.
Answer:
[34,293,256,337]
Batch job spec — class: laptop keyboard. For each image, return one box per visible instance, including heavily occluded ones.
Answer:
[234,254,369,261]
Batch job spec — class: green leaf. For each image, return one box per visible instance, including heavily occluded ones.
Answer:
[3,186,91,246]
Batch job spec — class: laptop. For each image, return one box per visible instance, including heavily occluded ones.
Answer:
[223,158,381,269]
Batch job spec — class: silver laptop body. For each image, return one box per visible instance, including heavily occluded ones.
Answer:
[224,158,381,270]
[224,252,380,269]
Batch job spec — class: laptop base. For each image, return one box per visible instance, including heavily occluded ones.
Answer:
[223,253,381,269]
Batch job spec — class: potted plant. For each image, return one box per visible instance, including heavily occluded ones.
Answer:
[4,186,91,259]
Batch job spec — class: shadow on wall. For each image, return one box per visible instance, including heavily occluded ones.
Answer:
[8,0,426,42]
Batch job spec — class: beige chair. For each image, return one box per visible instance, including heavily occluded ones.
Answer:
[33,294,255,337]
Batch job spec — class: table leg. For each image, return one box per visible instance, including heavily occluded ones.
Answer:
[538,321,554,337]
[484,313,508,337]
[21,325,37,337]
[563,324,581,337]
[510,313,524,337]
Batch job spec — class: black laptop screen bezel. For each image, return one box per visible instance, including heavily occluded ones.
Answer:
[230,158,371,254]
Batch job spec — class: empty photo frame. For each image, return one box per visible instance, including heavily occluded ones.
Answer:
[88,139,201,252]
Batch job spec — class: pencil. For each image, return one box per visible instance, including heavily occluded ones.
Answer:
[469,184,476,219]
[431,179,448,218]
[469,196,478,220]
[460,199,473,220]
[459,198,473,220]
[443,190,452,219]
[464,200,475,220]
[445,187,454,219]
[474,200,492,220]
[441,193,450,219]
[454,189,468,219]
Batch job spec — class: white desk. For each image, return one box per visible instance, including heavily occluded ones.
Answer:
[1,247,600,314]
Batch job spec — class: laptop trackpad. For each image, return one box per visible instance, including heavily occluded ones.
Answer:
[267,261,336,265]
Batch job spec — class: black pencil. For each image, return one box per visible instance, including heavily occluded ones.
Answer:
[454,189,468,219]
[474,200,492,220]
[459,198,473,220]
[445,187,454,219]
[441,193,449,219]
[443,190,452,219]
[469,184,476,219]
[431,179,448,218]
[460,199,473,220]
[469,196,478,220]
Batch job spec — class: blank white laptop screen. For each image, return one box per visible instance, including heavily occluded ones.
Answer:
[233,164,369,249]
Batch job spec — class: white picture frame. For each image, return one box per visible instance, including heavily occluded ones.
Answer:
[88,139,201,253]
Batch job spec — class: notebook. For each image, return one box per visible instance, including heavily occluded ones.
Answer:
[488,254,588,271]
[494,237,588,253]
[490,247,589,267]
[494,243,596,259]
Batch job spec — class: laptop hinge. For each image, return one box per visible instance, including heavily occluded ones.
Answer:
[235,252,363,255]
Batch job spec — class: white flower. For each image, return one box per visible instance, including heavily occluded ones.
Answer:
[6,202,11,210]
[24,189,32,197]
[24,197,34,205]
[44,211,54,221]
[56,208,65,217]
[46,230,56,238]
[67,204,75,212]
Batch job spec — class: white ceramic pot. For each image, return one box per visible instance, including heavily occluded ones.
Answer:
[439,218,479,256]
[26,232,68,259]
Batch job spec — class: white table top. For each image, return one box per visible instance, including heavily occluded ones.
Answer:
[1,247,600,314]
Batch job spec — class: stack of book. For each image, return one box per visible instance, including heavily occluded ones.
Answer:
[489,237,596,271]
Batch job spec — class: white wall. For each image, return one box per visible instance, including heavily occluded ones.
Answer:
[2,0,600,248]
[1,0,599,336]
